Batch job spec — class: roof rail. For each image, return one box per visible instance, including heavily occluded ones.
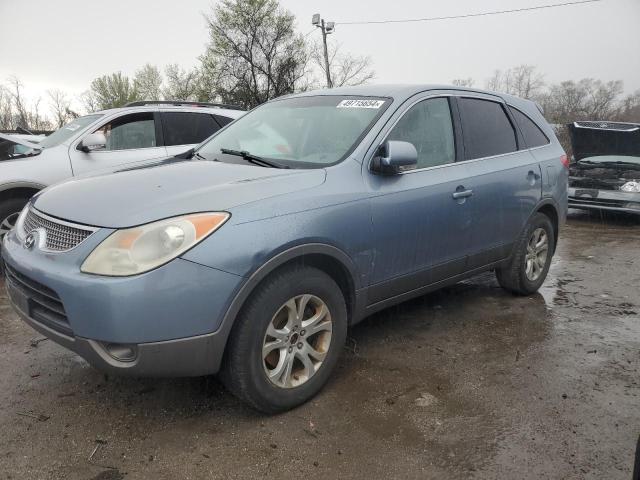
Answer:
[124,100,244,111]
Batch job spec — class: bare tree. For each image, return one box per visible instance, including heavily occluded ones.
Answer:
[47,89,73,128]
[135,64,163,101]
[7,76,30,128]
[540,79,624,123]
[162,64,200,101]
[485,65,544,99]
[617,89,640,122]
[310,41,374,88]
[0,85,15,129]
[452,78,475,88]
[79,90,99,114]
[201,0,310,108]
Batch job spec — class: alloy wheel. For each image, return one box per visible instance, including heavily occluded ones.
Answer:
[525,227,549,281]
[262,294,333,389]
[0,212,20,239]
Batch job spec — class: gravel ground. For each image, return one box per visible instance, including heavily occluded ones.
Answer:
[0,210,639,480]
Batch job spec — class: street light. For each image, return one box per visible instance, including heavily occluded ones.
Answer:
[312,14,334,88]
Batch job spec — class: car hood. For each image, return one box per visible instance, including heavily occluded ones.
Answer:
[34,159,326,228]
[0,132,42,161]
[576,155,640,169]
[0,132,42,148]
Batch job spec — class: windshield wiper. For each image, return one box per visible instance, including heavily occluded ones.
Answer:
[220,148,289,169]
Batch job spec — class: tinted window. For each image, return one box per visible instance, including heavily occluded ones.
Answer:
[509,106,549,148]
[387,98,455,169]
[162,112,221,146]
[214,114,234,127]
[459,98,517,159]
[93,112,156,151]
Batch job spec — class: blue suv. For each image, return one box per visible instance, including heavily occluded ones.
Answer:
[2,85,567,413]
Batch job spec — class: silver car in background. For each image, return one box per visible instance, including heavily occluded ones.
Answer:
[0,101,244,237]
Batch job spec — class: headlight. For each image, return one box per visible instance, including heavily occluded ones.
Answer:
[15,204,30,239]
[621,181,640,193]
[81,212,229,276]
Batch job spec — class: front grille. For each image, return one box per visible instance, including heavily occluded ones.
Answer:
[4,263,72,336]
[574,121,640,132]
[568,196,627,208]
[23,208,94,252]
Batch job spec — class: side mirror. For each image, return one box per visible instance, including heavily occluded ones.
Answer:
[80,132,107,152]
[371,140,417,175]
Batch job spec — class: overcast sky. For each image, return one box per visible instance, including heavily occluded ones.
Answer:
[1,0,639,109]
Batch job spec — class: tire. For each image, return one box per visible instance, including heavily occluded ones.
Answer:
[0,196,29,240]
[220,265,347,414]
[496,212,555,296]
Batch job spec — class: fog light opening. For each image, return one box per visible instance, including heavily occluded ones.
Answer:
[103,343,138,362]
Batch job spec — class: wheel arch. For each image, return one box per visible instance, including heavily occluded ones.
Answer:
[535,200,560,253]
[0,182,44,205]
[212,243,360,371]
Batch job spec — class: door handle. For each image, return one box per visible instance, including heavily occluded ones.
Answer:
[452,189,473,199]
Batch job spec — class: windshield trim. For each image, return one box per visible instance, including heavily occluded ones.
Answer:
[194,95,392,169]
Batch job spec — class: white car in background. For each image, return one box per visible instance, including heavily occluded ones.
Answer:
[0,101,244,237]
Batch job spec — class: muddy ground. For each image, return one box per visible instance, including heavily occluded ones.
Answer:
[0,210,639,480]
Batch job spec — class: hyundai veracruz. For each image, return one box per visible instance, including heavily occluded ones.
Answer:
[2,85,568,413]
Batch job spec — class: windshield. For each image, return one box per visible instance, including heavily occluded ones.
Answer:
[38,114,103,149]
[196,96,390,168]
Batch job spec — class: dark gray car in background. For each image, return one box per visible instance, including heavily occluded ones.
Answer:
[568,121,640,215]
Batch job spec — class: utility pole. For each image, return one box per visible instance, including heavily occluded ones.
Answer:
[312,14,335,89]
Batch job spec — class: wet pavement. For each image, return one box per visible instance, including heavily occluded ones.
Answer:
[0,210,639,479]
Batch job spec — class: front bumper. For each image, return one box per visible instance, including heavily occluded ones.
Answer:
[568,187,640,214]
[2,228,245,376]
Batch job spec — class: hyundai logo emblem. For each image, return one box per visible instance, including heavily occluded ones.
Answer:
[23,233,35,250]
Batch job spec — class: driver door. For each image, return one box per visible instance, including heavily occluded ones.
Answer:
[366,95,475,305]
[69,112,167,176]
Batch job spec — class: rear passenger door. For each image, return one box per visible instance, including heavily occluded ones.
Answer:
[456,95,542,268]
[161,112,223,156]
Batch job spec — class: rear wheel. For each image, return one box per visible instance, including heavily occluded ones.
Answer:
[0,197,29,240]
[221,265,347,413]
[496,212,555,295]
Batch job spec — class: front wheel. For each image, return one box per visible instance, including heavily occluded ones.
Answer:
[496,212,555,295]
[0,197,29,240]
[220,265,347,413]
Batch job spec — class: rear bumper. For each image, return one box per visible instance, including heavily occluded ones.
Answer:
[568,187,640,214]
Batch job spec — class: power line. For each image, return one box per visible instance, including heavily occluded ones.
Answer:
[337,0,606,25]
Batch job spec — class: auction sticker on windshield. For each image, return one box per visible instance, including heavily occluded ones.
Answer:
[337,99,385,109]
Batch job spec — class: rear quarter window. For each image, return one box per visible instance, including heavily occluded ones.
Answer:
[508,106,549,149]
[459,98,517,160]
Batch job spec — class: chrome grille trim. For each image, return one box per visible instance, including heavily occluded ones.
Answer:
[20,208,97,252]
[574,121,640,132]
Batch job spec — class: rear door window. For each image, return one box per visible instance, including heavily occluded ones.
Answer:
[162,112,221,146]
[459,98,517,159]
[508,106,549,148]
[386,97,455,169]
